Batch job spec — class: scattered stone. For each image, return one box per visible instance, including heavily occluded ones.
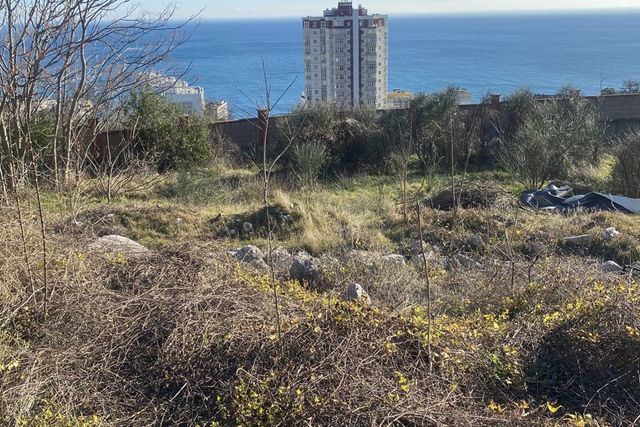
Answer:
[87,235,150,257]
[603,227,620,241]
[276,212,293,224]
[464,234,485,250]
[233,245,264,263]
[228,228,238,238]
[242,222,253,233]
[379,254,406,269]
[342,283,371,304]
[289,253,322,283]
[563,234,591,246]
[603,260,623,273]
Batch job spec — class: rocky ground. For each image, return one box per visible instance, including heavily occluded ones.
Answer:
[2,172,640,425]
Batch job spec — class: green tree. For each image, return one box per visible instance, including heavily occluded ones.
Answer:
[128,91,212,172]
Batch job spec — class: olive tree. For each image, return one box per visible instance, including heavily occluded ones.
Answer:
[498,88,604,189]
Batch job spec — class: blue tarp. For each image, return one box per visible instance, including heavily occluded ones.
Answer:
[520,185,640,214]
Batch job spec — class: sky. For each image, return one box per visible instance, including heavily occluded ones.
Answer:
[139,0,640,19]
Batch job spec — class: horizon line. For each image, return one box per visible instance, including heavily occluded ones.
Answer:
[183,6,640,21]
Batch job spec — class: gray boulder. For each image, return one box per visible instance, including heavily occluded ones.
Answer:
[265,247,292,273]
[289,253,322,282]
[342,283,371,304]
[233,245,264,263]
[603,260,623,273]
[88,235,150,257]
[464,234,485,251]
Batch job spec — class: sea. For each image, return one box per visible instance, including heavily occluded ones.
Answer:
[165,11,640,117]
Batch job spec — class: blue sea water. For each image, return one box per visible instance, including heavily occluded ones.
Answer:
[167,11,640,116]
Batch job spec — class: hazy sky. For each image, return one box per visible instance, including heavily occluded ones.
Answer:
[139,0,640,19]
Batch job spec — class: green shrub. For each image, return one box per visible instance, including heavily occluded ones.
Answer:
[128,91,212,172]
[276,103,382,173]
[290,142,329,187]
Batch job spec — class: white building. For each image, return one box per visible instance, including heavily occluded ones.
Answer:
[303,2,388,108]
[206,100,230,122]
[161,79,206,115]
[142,73,207,115]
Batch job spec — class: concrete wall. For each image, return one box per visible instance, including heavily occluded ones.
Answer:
[594,94,640,121]
[211,94,640,153]
[211,115,287,158]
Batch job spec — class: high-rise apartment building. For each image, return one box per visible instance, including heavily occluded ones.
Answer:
[303,2,388,108]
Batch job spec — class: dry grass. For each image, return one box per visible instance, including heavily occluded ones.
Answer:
[2,170,640,426]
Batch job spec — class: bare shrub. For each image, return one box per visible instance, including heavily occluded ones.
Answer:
[1,217,639,425]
